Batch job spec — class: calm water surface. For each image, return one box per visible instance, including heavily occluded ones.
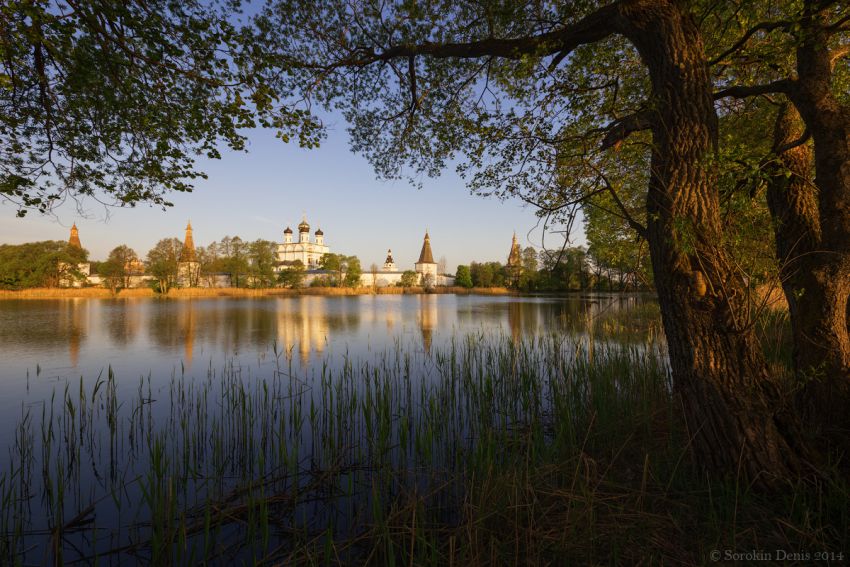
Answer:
[0,293,660,563]
[0,294,653,405]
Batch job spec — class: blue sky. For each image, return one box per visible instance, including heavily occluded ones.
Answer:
[0,119,585,273]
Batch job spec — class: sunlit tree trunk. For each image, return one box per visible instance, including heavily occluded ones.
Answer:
[620,1,805,483]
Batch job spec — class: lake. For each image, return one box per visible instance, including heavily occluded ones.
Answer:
[0,294,664,564]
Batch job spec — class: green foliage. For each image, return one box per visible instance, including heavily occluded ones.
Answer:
[455,265,473,288]
[399,270,418,288]
[421,272,436,290]
[470,262,506,288]
[145,238,182,293]
[247,239,279,288]
[537,247,591,291]
[0,0,322,216]
[278,260,306,288]
[319,253,362,287]
[343,256,362,287]
[213,236,249,288]
[0,241,87,289]
[99,245,140,291]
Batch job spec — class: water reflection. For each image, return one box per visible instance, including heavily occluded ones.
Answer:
[419,295,437,353]
[0,294,659,383]
[277,297,330,364]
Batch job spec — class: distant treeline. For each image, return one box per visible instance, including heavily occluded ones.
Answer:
[458,246,651,292]
[0,237,370,292]
[2,238,652,293]
[0,241,88,290]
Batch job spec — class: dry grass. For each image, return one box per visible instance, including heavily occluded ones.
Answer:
[0,286,516,299]
[0,287,152,299]
[436,286,513,295]
[754,283,789,311]
[166,287,296,298]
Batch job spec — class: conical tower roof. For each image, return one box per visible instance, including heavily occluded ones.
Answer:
[507,232,522,267]
[417,231,435,264]
[68,223,82,249]
[180,221,197,262]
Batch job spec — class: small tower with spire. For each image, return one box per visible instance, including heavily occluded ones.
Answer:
[383,249,397,272]
[60,223,90,287]
[506,232,522,287]
[68,223,82,249]
[414,231,438,285]
[177,221,201,287]
[180,221,196,262]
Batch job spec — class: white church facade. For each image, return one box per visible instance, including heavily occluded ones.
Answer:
[277,217,329,270]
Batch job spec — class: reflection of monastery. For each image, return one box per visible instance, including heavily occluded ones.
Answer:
[65,217,455,288]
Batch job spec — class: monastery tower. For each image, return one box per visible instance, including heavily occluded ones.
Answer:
[60,224,90,287]
[414,231,438,283]
[506,232,522,286]
[177,221,201,287]
[68,223,82,249]
[383,249,397,272]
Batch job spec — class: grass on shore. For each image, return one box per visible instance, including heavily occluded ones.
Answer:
[0,328,845,565]
[0,285,514,299]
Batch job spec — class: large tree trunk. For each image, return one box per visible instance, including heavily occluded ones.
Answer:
[784,4,850,440]
[766,104,850,438]
[618,1,805,484]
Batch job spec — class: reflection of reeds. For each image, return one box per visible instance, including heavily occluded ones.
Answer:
[1,331,844,565]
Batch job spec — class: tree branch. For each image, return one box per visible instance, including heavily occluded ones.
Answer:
[584,160,647,239]
[714,79,793,99]
[708,20,793,66]
[599,110,653,150]
[830,44,850,68]
[339,3,622,67]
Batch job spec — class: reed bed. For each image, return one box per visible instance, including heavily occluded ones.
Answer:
[0,288,157,299]
[0,332,845,565]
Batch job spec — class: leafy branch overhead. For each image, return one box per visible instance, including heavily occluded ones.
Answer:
[0,0,322,216]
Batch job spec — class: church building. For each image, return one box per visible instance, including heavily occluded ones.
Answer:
[277,216,329,270]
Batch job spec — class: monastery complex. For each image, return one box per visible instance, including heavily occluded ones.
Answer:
[63,217,457,288]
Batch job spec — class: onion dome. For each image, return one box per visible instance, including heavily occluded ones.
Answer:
[315,228,324,236]
[385,249,394,263]
[298,217,310,232]
[283,226,293,234]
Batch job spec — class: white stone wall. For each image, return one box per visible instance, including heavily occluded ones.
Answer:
[277,240,330,269]
[414,262,438,280]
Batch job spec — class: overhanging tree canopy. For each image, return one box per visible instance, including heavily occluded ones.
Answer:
[0,0,321,215]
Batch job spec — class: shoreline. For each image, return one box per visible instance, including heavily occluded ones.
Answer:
[0,286,517,300]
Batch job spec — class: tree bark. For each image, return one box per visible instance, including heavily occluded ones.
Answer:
[783,3,850,439]
[618,1,805,484]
